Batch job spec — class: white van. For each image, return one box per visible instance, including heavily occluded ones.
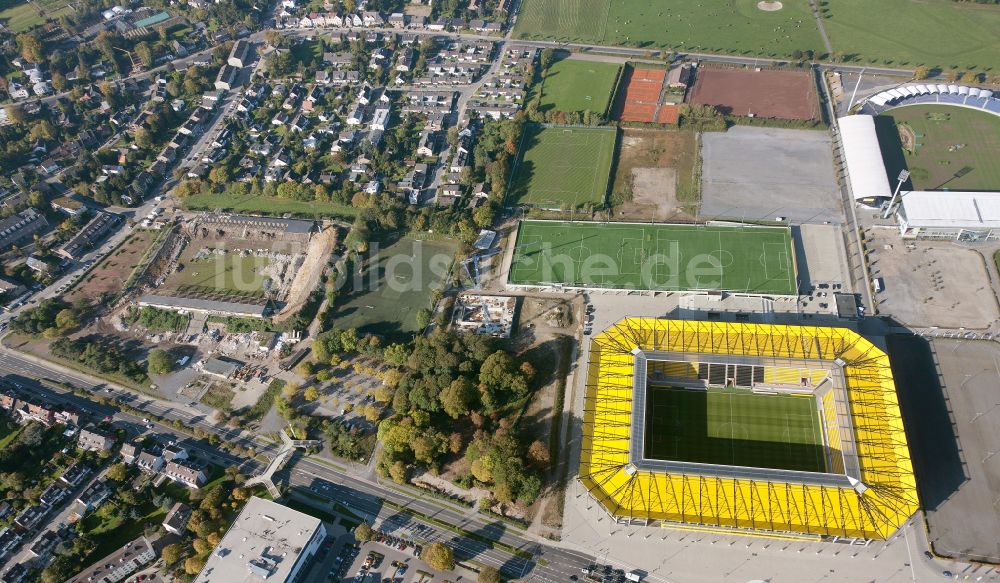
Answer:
[872,277,884,293]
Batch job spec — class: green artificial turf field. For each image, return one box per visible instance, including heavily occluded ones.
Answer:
[537,58,621,114]
[509,220,797,294]
[509,125,617,209]
[515,0,823,59]
[645,386,825,472]
[884,105,1000,191]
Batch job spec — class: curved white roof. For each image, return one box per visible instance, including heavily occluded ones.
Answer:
[948,84,960,94]
[979,89,994,99]
[914,85,929,94]
[958,86,970,95]
[902,86,918,96]
[838,115,892,201]
[887,89,905,99]
[937,84,950,93]
[870,94,889,107]
[927,85,941,94]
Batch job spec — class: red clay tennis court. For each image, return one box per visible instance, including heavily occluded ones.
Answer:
[687,67,820,121]
[618,68,672,123]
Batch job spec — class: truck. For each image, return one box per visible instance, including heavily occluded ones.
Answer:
[625,571,643,582]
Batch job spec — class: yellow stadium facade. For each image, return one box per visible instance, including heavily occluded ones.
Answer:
[580,318,919,540]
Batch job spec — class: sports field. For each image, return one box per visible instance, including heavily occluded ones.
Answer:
[515,0,823,59]
[509,220,797,294]
[0,0,75,32]
[536,58,620,114]
[509,125,617,209]
[328,236,459,338]
[166,254,270,295]
[514,0,1000,68]
[822,0,1000,69]
[885,105,1000,191]
[645,386,826,473]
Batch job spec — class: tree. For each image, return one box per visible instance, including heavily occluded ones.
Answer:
[303,387,320,401]
[961,71,980,84]
[913,66,930,80]
[297,361,315,377]
[440,377,475,419]
[106,463,128,481]
[54,309,79,333]
[16,33,43,62]
[363,404,381,422]
[147,349,174,375]
[283,382,301,400]
[389,460,408,483]
[479,566,500,583]
[415,308,433,329]
[4,105,26,125]
[185,556,207,575]
[540,48,556,71]
[162,543,184,565]
[135,42,154,68]
[527,440,549,467]
[354,522,374,542]
[264,30,282,47]
[423,542,455,571]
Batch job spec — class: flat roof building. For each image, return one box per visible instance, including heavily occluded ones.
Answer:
[0,208,48,251]
[897,190,1000,241]
[229,40,255,68]
[193,497,326,583]
[139,294,269,318]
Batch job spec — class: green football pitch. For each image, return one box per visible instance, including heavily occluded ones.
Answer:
[536,58,621,114]
[644,387,826,473]
[884,105,1000,192]
[508,125,616,209]
[509,220,797,294]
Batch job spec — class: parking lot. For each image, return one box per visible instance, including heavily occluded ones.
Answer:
[865,229,999,328]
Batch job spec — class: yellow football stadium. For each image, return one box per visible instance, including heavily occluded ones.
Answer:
[580,318,918,540]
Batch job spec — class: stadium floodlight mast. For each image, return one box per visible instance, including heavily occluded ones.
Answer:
[882,169,910,219]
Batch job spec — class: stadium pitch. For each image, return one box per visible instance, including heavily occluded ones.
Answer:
[509,220,797,294]
[508,125,617,209]
[644,386,825,473]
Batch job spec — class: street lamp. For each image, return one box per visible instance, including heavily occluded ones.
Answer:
[883,169,910,219]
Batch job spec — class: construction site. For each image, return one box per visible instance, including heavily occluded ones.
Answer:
[452,294,518,337]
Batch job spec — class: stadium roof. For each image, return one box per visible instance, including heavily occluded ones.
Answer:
[139,294,268,318]
[837,115,892,202]
[898,190,1000,230]
[580,318,918,540]
[194,497,325,583]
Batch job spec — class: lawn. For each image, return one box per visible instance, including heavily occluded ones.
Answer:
[167,253,270,295]
[509,125,617,209]
[78,502,167,561]
[822,0,1000,69]
[514,0,1000,68]
[515,0,824,59]
[644,386,825,472]
[182,192,358,219]
[537,58,620,114]
[509,220,797,294]
[0,420,22,451]
[327,235,459,338]
[0,0,74,32]
[883,105,1000,191]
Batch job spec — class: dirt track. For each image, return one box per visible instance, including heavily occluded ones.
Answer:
[274,226,337,322]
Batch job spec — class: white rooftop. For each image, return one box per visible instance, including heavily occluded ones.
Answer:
[837,115,892,201]
[193,497,324,583]
[900,191,1000,229]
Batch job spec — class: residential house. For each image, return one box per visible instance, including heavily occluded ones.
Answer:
[78,428,114,452]
[163,460,206,488]
[59,463,92,488]
[120,444,141,464]
[136,451,165,474]
[162,443,188,462]
[162,502,192,535]
[0,209,48,251]
[228,39,255,68]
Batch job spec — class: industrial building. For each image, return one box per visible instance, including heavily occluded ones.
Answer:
[193,497,326,583]
[580,318,918,540]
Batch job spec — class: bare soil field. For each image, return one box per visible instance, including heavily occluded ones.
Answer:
[611,128,698,220]
[275,226,337,322]
[688,66,820,121]
[67,231,156,304]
